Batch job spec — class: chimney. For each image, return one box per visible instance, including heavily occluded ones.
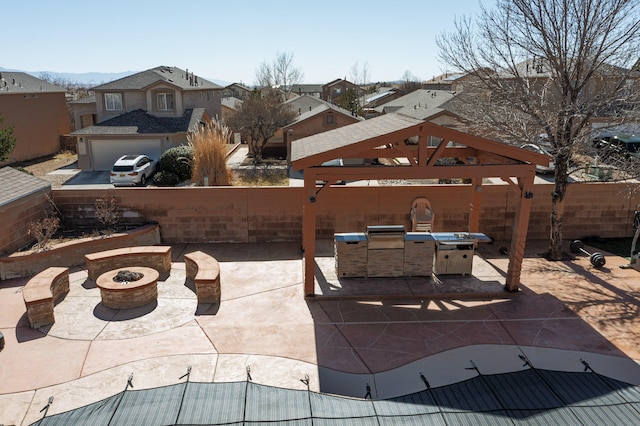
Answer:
[195,75,198,85]
[185,69,189,79]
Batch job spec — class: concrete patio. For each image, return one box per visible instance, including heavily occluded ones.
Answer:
[1,239,640,425]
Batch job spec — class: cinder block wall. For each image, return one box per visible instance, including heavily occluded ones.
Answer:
[51,181,640,244]
[0,188,51,255]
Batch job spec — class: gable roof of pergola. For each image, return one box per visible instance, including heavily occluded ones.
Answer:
[291,113,549,298]
[292,113,548,175]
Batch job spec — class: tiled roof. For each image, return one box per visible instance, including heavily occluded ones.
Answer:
[291,113,424,162]
[376,89,457,120]
[286,94,325,113]
[0,72,66,95]
[71,108,206,135]
[286,95,357,120]
[222,97,243,110]
[0,166,50,207]
[291,84,323,93]
[91,66,222,91]
[286,103,363,127]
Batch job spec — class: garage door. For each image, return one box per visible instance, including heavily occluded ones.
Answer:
[90,139,162,171]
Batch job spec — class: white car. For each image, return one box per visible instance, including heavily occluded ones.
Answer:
[110,155,156,186]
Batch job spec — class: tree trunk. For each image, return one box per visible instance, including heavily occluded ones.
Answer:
[548,150,571,260]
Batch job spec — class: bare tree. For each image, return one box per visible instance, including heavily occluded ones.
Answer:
[255,52,304,100]
[226,89,295,164]
[349,61,371,106]
[95,195,120,235]
[400,70,422,94]
[28,212,60,252]
[437,0,640,260]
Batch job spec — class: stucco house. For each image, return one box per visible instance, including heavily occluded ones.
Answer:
[370,89,466,130]
[222,83,252,100]
[283,96,363,163]
[322,78,359,105]
[362,86,405,109]
[290,83,322,98]
[71,66,222,171]
[0,72,70,164]
[422,72,474,91]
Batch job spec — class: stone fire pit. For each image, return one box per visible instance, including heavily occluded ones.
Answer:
[95,266,159,309]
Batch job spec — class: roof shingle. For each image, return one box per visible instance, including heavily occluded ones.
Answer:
[0,166,50,207]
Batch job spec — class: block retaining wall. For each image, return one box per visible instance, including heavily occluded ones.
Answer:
[48,182,640,245]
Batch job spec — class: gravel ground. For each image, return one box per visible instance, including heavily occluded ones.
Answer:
[15,151,79,188]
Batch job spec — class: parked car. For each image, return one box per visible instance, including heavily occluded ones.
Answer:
[520,143,555,173]
[592,135,640,163]
[110,155,156,186]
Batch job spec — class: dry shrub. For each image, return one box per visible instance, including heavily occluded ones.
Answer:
[95,195,120,235]
[188,118,232,186]
[28,212,60,252]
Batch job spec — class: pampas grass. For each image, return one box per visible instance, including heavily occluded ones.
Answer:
[188,118,232,186]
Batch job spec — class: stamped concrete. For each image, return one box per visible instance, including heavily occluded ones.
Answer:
[1,240,640,425]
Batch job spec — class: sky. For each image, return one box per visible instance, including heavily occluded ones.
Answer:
[2,0,483,86]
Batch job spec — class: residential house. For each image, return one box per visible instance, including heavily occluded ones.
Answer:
[371,89,465,129]
[290,84,322,98]
[362,87,405,109]
[322,78,359,105]
[71,66,222,170]
[221,96,243,123]
[70,94,97,131]
[283,96,363,163]
[222,83,252,100]
[285,94,326,116]
[0,72,70,164]
[423,72,472,91]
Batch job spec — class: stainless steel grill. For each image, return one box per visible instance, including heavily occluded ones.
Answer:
[366,225,405,249]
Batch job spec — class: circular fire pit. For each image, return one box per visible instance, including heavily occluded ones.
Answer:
[96,266,159,309]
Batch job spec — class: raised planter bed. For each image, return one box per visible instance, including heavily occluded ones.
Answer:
[0,224,161,280]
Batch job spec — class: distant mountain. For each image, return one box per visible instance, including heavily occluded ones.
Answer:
[0,67,231,87]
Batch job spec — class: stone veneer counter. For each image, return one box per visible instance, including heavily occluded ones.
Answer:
[96,266,159,309]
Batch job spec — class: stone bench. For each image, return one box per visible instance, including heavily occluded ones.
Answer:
[22,267,70,328]
[184,251,221,304]
[85,246,172,281]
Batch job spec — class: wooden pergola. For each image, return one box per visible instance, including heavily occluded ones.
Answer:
[291,113,549,298]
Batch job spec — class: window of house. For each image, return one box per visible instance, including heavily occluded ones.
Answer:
[326,113,335,125]
[105,93,123,111]
[334,88,342,95]
[157,93,174,111]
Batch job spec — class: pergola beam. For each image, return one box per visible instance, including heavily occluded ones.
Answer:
[311,164,537,181]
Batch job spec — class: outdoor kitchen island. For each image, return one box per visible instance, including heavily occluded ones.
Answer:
[335,226,491,278]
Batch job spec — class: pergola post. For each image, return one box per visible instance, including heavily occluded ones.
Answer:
[505,174,535,292]
[302,171,317,297]
[469,177,483,233]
